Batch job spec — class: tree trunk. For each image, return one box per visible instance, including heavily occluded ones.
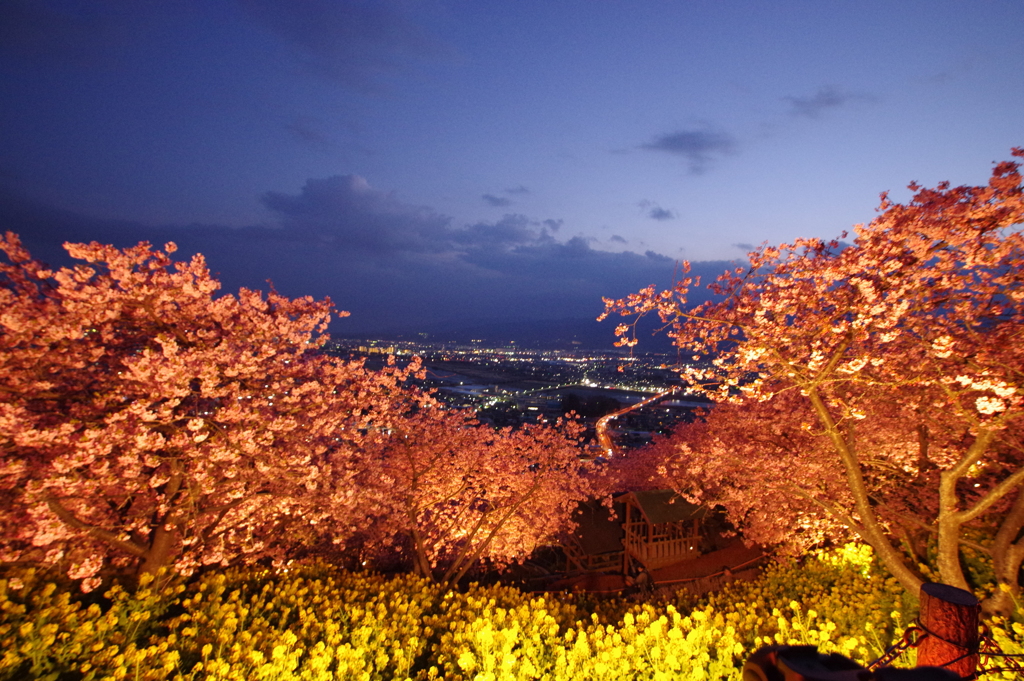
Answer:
[933,429,1003,596]
[986,488,1024,615]
[807,389,925,595]
[137,470,186,578]
[934,465,973,593]
[409,526,433,579]
[935,514,971,593]
[138,522,180,578]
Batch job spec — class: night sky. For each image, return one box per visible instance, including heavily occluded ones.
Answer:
[2,1,1022,337]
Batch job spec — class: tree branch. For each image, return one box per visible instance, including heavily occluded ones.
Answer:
[443,480,542,588]
[806,387,925,593]
[878,505,993,555]
[43,491,148,558]
[784,485,866,536]
[955,463,1024,525]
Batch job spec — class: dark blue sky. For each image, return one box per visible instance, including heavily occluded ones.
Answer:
[2,1,1022,335]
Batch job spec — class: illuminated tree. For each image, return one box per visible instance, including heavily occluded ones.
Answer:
[0,234,414,588]
[357,402,594,587]
[602,151,1024,611]
[618,394,839,550]
[633,390,988,556]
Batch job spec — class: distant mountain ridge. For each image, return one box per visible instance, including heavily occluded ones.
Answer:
[333,315,681,352]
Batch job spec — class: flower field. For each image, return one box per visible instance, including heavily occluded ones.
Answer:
[2,545,1021,680]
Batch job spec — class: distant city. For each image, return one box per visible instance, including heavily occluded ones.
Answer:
[329,338,714,454]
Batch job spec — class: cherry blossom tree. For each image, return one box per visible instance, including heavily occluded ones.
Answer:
[602,151,1024,611]
[615,394,843,551]
[355,402,595,587]
[632,389,991,556]
[0,234,415,589]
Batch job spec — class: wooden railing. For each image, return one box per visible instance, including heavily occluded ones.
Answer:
[563,541,625,573]
[625,534,700,569]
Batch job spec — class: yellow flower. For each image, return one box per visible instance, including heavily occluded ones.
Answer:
[458,651,477,672]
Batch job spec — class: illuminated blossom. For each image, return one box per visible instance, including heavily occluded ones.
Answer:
[0,234,418,585]
[976,396,1006,415]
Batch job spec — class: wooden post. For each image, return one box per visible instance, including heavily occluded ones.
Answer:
[916,583,980,678]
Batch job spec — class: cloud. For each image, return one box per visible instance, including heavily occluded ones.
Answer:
[505,185,529,195]
[784,86,863,118]
[0,178,736,336]
[610,235,627,244]
[482,194,512,207]
[261,175,453,254]
[262,176,562,259]
[733,242,755,252]
[237,0,443,88]
[454,214,542,250]
[640,128,735,173]
[638,200,676,221]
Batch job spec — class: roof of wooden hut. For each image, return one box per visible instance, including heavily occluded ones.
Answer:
[623,490,708,524]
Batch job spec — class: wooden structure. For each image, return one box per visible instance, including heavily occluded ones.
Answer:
[563,491,708,575]
[916,582,980,678]
[621,490,706,571]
